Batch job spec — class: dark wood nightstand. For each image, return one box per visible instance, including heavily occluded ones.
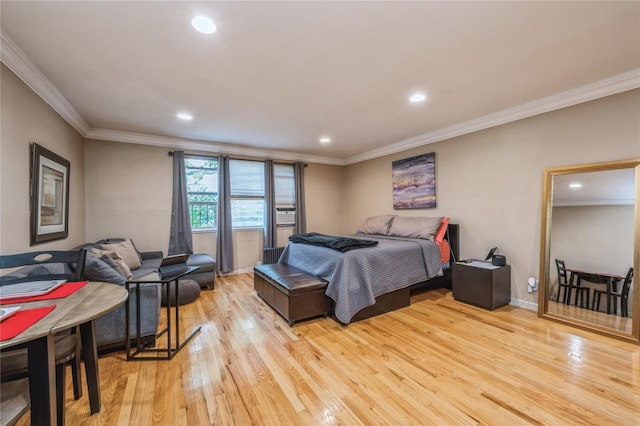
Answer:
[452,262,511,310]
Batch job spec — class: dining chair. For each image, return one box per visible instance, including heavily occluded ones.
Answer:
[592,268,633,317]
[571,276,591,309]
[555,259,570,303]
[0,249,87,426]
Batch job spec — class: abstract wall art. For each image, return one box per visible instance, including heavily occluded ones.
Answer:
[392,152,436,209]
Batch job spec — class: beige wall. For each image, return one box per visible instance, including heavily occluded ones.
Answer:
[550,205,634,274]
[84,140,172,252]
[84,140,345,270]
[305,163,345,235]
[549,204,635,307]
[1,64,86,254]
[344,89,640,305]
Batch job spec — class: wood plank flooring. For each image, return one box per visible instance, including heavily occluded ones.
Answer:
[16,273,640,425]
[548,299,632,334]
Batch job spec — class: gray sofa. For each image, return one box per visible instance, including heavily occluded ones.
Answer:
[75,239,164,350]
[10,239,216,351]
[79,238,215,350]
[3,252,159,350]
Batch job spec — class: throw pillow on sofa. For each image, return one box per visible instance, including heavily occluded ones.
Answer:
[84,253,127,285]
[100,239,142,270]
[91,248,133,279]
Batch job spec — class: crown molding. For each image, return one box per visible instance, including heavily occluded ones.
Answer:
[0,31,90,135]
[3,27,637,167]
[1,29,342,165]
[344,69,640,165]
[85,128,345,166]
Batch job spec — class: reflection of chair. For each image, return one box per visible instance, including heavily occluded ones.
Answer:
[592,268,633,317]
[555,259,570,303]
[0,249,87,426]
[571,276,591,309]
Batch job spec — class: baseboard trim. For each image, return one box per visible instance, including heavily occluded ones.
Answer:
[218,266,255,277]
[510,297,538,311]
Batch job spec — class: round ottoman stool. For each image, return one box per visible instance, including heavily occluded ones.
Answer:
[161,279,201,306]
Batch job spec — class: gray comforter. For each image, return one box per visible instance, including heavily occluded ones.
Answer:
[279,234,443,324]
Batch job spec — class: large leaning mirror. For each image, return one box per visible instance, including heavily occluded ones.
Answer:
[538,159,640,343]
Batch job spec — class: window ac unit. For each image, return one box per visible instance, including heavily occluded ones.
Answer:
[276,205,296,226]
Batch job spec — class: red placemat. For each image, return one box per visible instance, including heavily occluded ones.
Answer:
[0,281,89,305]
[0,305,56,341]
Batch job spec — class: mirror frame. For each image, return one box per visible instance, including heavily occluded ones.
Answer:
[538,158,640,344]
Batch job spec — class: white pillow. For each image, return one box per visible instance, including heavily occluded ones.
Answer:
[387,216,443,240]
[357,215,397,235]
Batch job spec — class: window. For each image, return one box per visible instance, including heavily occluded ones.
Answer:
[274,163,295,205]
[274,163,296,227]
[230,159,265,228]
[184,158,295,231]
[185,156,218,230]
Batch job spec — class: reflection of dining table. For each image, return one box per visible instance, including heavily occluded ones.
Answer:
[0,282,127,425]
[565,268,624,314]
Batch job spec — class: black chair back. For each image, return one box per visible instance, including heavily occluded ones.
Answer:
[0,249,87,286]
[555,259,568,285]
[621,267,634,298]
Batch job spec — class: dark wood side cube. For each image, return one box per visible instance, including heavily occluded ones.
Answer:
[452,263,511,310]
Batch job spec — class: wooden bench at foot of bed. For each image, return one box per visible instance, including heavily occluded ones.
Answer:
[254,264,330,326]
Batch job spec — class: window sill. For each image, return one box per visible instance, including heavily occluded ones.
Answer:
[192,227,267,234]
[192,228,216,234]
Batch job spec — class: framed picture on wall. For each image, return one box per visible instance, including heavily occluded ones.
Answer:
[30,142,70,245]
[392,152,436,209]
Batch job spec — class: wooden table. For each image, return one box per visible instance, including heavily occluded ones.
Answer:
[0,282,128,425]
[565,268,624,314]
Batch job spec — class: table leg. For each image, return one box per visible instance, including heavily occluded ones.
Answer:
[125,282,131,359]
[28,334,56,426]
[566,273,576,305]
[166,281,172,359]
[606,277,612,314]
[175,278,180,349]
[80,320,101,414]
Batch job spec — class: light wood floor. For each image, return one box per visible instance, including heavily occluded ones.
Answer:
[548,299,632,334]
[17,273,640,425]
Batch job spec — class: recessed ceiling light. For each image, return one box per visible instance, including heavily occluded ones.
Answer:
[409,93,426,103]
[177,112,193,121]
[319,137,332,143]
[192,16,216,34]
[569,183,582,189]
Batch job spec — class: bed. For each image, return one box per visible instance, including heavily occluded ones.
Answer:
[278,216,460,324]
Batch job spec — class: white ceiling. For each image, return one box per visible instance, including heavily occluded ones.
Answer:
[1,1,639,165]
[553,169,636,206]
